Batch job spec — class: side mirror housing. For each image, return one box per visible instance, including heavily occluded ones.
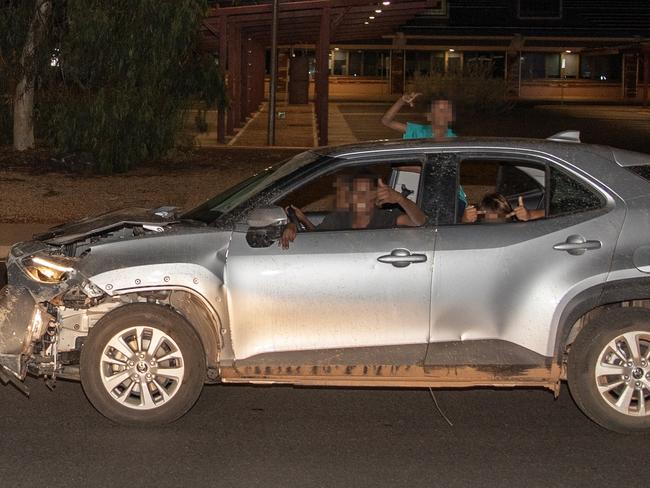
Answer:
[247,206,288,228]
[245,207,287,248]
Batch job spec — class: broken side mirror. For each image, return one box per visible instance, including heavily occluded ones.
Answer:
[245,206,288,248]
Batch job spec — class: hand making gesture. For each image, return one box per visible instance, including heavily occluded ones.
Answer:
[507,196,531,221]
[401,92,422,107]
[375,178,403,206]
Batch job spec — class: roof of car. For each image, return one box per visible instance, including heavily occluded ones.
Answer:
[313,137,616,159]
[612,147,650,167]
[311,137,650,167]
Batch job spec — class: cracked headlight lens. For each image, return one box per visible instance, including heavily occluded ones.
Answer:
[22,255,75,283]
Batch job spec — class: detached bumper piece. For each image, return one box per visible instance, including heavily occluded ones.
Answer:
[0,285,42,394]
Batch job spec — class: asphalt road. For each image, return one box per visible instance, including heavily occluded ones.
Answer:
[0,378,647,488]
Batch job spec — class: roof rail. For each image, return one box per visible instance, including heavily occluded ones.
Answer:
[547,130,581,143]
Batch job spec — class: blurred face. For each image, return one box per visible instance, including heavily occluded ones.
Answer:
[426,100,454,128]
[481,208,508,224]
[350,178,376,214]
[480,210,508,223]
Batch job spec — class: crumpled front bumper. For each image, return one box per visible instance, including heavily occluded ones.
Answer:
[0,285,41,378]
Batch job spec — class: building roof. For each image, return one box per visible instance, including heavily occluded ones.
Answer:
[399,0,650,39]
[201,0,434,49]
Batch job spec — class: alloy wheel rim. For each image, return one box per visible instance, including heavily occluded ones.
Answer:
[99,326,185,410]
[594,330,650,417]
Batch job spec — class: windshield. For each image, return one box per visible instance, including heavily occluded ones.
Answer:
[182,150,322,223]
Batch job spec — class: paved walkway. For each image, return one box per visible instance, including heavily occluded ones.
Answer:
[229,102,316,148]
[327,104,359,145]
[227,102,365,148]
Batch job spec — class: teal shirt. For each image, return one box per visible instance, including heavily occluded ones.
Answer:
[402,123,466,204]
[403,122,457,140]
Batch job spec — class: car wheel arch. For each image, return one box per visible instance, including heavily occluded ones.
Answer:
[556,278,650,361]
[97,288,225,372]
[167,289,224,371]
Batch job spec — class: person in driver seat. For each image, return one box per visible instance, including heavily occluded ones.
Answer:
[280,171,427,249]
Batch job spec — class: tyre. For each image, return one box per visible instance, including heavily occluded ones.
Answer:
[568,307,650,433]
[80,303,206,425]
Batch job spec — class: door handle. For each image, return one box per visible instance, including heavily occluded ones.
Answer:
[553,235,602,255]
[377,248,427,268]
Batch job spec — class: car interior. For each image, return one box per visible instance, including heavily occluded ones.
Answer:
[457,159,546,223]
[276,162,425,229]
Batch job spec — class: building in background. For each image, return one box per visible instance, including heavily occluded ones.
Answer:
[321,0,650,102]
[202,0,650,144]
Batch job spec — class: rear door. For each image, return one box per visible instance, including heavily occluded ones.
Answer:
[426,151,625,366]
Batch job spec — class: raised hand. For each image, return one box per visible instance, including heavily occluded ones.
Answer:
[462,205,486,223]
[376,178,403,206]
[507,196,531,221]
[401,92,422,107]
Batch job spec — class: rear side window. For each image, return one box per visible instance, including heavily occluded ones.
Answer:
[496,164,543,197]
[626,165,650,182]
[549,168,603,216]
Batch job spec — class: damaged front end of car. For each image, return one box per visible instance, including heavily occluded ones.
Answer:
[0,240,105,393]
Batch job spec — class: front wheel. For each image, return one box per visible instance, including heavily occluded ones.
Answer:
[80,303,206,425]
[568,308,650,433]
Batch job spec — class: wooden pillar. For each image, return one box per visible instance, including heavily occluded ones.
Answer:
[315,5,330,146]
[643,52,649,105]
[250,41,265,113]
[241,38,265,119]
[505,50,521,99]
[217,15,227,143]
[240,35,250,124]
[389,50,405,94]
[227,26,242,135]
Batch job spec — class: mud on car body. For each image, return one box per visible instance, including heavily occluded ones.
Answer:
[2,134,650,432]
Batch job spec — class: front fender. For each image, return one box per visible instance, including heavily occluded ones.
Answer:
[88,263,234,363]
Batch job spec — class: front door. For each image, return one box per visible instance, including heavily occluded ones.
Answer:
[226,227,434,362]
[224,158,435,364]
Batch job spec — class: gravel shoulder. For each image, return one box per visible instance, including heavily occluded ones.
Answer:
[0,147,302,224]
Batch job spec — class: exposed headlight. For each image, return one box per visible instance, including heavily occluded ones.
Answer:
[22,255,76,283]
[26,305,50,346]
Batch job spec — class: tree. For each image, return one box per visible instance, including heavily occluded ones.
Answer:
[1,0,226,172]
[47,0,226,172]
[0,0,53,150]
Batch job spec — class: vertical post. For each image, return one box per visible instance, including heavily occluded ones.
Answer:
[250,40,265,113]
[217,15,227,144]
[643,51,650,107]
[227,27,241,135]
[241,35,250,124]
[316,5,330,146]
[267,0,280,146]
[389,49,405,94]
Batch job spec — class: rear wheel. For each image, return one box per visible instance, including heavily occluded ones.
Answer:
[80,303,206,425]
[568,308,650,433]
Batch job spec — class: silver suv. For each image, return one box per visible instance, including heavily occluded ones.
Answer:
[2,135,650,433]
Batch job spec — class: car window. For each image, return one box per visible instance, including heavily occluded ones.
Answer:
[275,162,424,231]
[182,150,321,223]
[456,159,546,224]
[625,165,650,183]
[548,167,603,216]
[496,164,544,196]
